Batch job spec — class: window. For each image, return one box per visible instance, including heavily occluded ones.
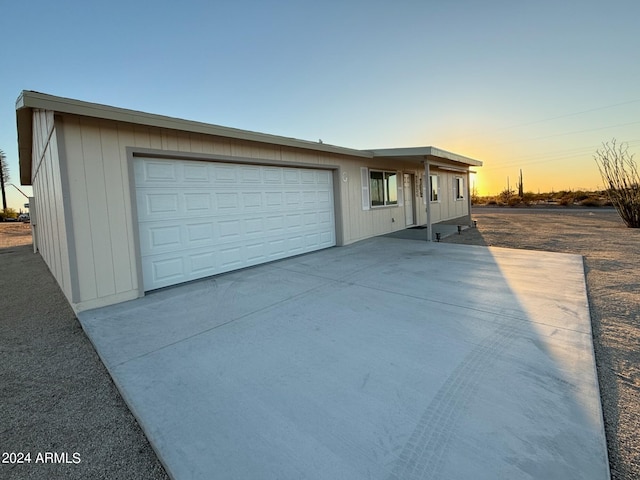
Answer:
[369,170,398,206]
[455,176,464,200]
[429,174,439,202]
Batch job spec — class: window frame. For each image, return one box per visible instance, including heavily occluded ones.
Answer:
[429,174,440,203]
[369,169,399,207]
[454,176,465,201]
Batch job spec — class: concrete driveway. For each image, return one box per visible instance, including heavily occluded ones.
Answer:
[78,238,609,480]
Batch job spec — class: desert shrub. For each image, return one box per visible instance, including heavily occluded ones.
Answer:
[573,191,589,202]
[498,188,516,204]
[595,140,640,227]
[579,197,602,207]
[508,196,522,207]
[486,199,498,205]
[0,208,17,221]
[558,196,572,206]
[522,192,536,205]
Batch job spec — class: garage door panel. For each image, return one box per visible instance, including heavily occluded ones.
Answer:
[284,169,299,183]
[213,165,238,182]
[244,217,264,235]
[286,214,302,229]
[301,170,316,183]
[265,192,283,207]
[188,252,217,275]
[316,170,331,184]
[149,225,182,249]
[263,168,282,183]
[142,192,179,216]
[186,223,214,243]
[136,158,335,290]
[242,192,262,208]
[246,243,267,262]
[216,192,239,210]
[265,215,284,232]
[137,161,177,183]
[183,163,209,181]
[150,257,184,284]
[184,193,212,212]
[320,231,334,245]
[239,166,261,182]
[288,236,304,254]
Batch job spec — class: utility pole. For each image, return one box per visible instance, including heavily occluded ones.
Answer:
[0,150,7,211]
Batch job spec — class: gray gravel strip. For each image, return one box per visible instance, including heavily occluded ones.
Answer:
[0,244,169,480]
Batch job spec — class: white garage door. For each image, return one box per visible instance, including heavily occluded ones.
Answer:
[135,158,336,290]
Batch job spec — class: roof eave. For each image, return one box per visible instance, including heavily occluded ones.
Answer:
[15,91,371,163]
[16,92,33,185]
[370,146,483,167]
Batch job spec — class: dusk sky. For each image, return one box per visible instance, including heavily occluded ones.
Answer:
[1,0,639,210]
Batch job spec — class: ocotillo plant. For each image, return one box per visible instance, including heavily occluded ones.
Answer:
[594,139,640,228]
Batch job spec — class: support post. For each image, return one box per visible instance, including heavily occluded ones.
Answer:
[467,170,472,227]
[425,160,432,242]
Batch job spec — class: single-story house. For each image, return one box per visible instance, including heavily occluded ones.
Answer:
[16,91,482,313]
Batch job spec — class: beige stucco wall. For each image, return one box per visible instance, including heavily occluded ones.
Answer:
[50,113,467,311]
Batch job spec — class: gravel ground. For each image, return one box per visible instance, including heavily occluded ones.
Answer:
[1,209,638,479]
[443,207,639,480]
[0,225,168,479]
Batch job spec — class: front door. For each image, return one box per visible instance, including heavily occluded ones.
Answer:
[404,173,415,226]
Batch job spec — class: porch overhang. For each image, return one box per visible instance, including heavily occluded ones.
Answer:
[369,146,483,169]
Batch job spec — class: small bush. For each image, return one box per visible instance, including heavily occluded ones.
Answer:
[522,192,536,206]
[0,208,17,221]
[579,197,602,207]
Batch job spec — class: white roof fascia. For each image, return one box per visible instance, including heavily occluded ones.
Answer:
[16,91,371,159]
[370,146,483,167]
[431,165,469,173]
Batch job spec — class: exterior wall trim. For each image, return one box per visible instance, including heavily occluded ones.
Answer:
[31,110,56,183]
[55,116,81,302]
[131,147,342,171]
[126,147,346,294]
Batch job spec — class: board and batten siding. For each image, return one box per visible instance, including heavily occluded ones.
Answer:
[30,110,74,301]
[51,113,467,311]
[55,115,353,310]
[428,169,468,223]
[348,164,427,242]
[60,116,140,310]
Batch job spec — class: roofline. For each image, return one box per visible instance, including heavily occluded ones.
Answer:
[370,146,483,167]
[16,90,372,184]
[16,91,482,185]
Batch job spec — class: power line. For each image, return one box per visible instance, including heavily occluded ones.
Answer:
[450,97,640,143]
[490,120,640,147]
[486,139,640,169]
[482,140,640,171]
[483,98,640,134]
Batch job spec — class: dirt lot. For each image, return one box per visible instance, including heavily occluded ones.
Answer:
[444,207,639,480]
[1,210,638,479]
[0,222,33,248]
[0,223,169,480]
